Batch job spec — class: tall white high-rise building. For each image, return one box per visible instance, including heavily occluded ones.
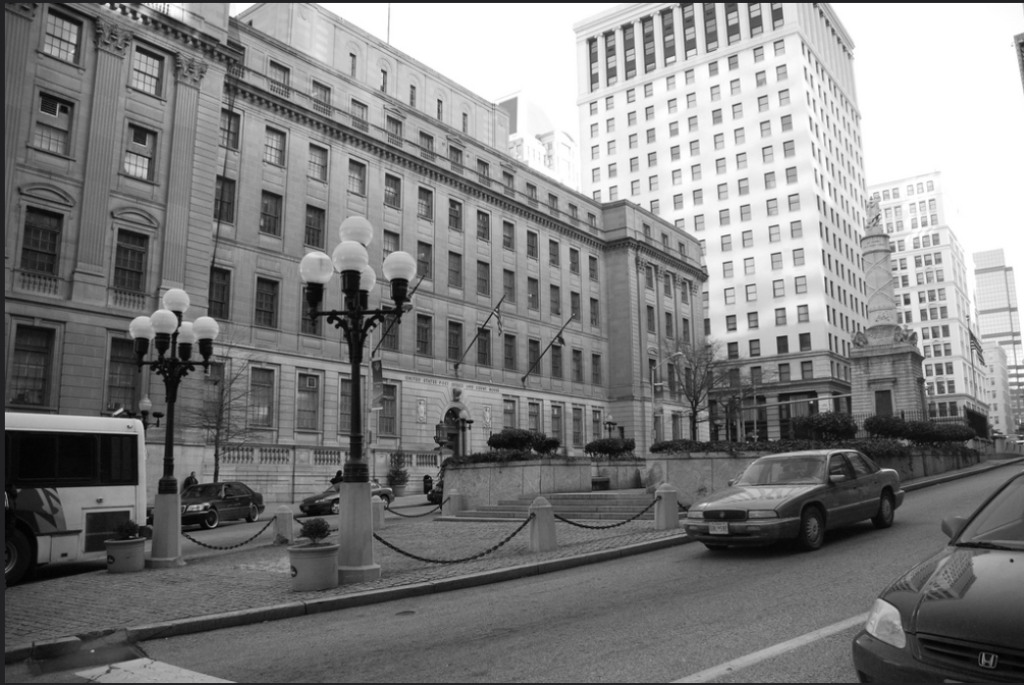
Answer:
[983,343,1013,436]
[974,249,1024,435]
[497,93,581,190]
[575,3,868,439]
[869,173,989,425]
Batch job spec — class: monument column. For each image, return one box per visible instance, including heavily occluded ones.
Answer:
[850,198,926,419]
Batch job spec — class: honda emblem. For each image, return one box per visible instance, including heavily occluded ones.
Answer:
[978,652,998,670]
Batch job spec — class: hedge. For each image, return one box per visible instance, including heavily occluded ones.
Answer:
[584,437,638,460]
[791,413,859,441]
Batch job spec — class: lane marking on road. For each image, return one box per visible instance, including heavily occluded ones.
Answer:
[672,612,869,683]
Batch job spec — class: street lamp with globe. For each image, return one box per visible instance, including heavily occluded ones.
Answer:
[299,215,416,583]
[128,288,219,568]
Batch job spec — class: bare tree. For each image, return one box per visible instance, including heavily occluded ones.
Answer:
[176,339,264,482]
[667,338,732,441]
[712,365,780,443]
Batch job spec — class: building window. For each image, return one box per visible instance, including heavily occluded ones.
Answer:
[477,211,491,242]
[131,47,164,96]
[308,145,328,180]
[9,326,55,407]
[220,109,240,149]
[381,230,400,260]
[259,191,283,236]
[477,328,492,367]
[590,297,600,326]
[447,321,463,361]
[504,335,517,370]
[773,280,785,298]
[412,187,434,222]
[448,252,463,289]
[528,278,539,310]
[249,368,275,427]
[348,160,367,195]
[528,402,540,432]
[268,60,290,95]
[571,292,581,321]
[43,10,82,63]
[503,221,515,250]
[106,338,138,413]
[448,199,463,231]
[778,363,791,382]
[550,285,561,315]
[255,278,279,328]
[113,230,148,293]
[503,270,516,303]
[311,81,332,115]
[795,275,807,294]
[801,361,813,380]
[34,94,73,155]
[208,267,231,320]
[417,242,433,280]
[21,207,62,275]
[296,374,320,430]
[123,125,156,181]
[416,315,433,356]
[527,231,538,259]
[384,174,402,209]
[263,127,286,166]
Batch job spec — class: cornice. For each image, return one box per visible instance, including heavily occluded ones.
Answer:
[103,4,242,66]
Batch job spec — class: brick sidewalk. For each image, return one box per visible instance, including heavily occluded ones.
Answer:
[5,513,685,651]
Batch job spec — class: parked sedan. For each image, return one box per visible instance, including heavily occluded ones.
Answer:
[299,480,394,516]
[684,449,904,551]
[181,482,265,530]
[852,470,1024,683]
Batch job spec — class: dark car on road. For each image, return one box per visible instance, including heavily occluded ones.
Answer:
[852,470,1024,682]
[298,480,394,516]
[684,449,904,551]
[181,482,265,529]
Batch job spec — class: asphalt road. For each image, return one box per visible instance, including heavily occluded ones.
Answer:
[116,466,1016,683]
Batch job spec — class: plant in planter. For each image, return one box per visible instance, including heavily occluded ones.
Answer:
[105,519,146,573]
[289,517,338,592]
[387,455,410,496]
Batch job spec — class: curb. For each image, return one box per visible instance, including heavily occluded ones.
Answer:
[902,457,1024,492]
[6,531,691,664]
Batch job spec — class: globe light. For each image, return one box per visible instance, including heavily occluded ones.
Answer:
[176,321,196,345]
[139,397,153,413]
[163,288,190,314]
[332,241,369,274]
[459,409,469,421]
[338,216,374,246]
[151,309,179,335]
[359,265,377,293]
[129,316,155,341]
[299,251,335,284]
[382,251,417,281]
[193,317,220,342]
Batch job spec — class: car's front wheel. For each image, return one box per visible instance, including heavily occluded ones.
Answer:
[246,504,260,523]
[871,492,895,529]
[330,500,339,516]
[200,508,220,530]
[378,494,392,509]
[796,507,824,551]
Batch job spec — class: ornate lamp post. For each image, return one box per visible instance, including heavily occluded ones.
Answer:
[128,289,219,568]
[604,414,617,439]
[457,409,474,457]
[300,216,416,583]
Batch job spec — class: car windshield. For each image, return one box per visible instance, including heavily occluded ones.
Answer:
[735,456,826,486]
[956,474,1024,550]
[183,484,222,498]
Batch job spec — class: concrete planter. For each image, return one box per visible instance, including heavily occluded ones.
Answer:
[593,460,645,489]
[445,458,591,509]
[289,543,339,592]
[104,538,146,573]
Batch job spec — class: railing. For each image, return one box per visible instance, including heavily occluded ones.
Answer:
[109,288,148,311]
[222,445,255,464]
[313,448,345,467]
[312,100,332,116]
[15,270,65,298]
[268,80,291,98]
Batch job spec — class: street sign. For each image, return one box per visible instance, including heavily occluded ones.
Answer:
[371,358,384,410]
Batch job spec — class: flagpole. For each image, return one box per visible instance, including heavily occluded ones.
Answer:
[453,294,506,376]
[521,314,576,387]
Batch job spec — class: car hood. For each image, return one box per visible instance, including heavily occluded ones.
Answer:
[302,489,339,505]
[880,546,1024,649]
[695,484,823,509]
[181,495,218,505]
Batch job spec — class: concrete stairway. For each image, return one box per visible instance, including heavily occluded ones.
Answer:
[454,489,658,521]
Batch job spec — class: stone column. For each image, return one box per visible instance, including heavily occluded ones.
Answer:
[73,18,133,304]
[162,53,208,290]
[5,3,37,214]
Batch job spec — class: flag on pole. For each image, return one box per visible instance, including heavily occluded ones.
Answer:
[371,358,384,410]
[494,302,504,337]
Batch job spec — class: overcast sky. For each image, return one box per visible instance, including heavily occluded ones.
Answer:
[231,3,1024,302]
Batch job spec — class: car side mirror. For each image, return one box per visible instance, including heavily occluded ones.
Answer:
[829,474,849,485]
[727,479,735,487]
[941,515,968,540]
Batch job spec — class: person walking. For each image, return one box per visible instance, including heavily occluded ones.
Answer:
[182,471,199,491]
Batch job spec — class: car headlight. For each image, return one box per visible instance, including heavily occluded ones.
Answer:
[686,510,704,519]
[185,503,210,513]
[747,510,778,519]
[864,598,906,649]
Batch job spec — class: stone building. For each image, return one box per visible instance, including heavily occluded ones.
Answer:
[4,3,706,503]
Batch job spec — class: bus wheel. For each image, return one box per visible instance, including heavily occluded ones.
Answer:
[5,529,33,586]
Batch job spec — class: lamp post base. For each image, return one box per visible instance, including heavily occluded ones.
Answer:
[148,492,185,569]
[336,481,380,584]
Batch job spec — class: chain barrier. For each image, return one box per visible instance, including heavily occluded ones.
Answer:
[373,513,535,564]
[386,503,442,519]
[553,496,661,530]
[678,502,690,513]
[181,516,277,550]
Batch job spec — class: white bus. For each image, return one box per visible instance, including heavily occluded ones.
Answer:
[5,412,148,585]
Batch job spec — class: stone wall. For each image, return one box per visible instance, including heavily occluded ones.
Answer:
[445,459,592,509]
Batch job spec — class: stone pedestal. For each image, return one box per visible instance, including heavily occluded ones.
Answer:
[850,325,926,417]
[336,481,381,584]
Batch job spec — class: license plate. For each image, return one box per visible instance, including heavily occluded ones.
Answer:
[709,522,729,535]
